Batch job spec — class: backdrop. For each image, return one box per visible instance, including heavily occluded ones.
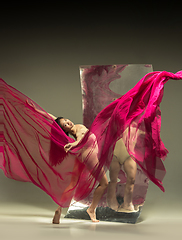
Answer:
[0,4,181,220]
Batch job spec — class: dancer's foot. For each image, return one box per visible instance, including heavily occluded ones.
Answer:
[134,203,144,209]
[122,202,134,210]
[108,202,120,211]
[87,208,99,222]
[118,204,139,213]
[107,183,120,211]
[107,194,119,211]
[52,207,62,224]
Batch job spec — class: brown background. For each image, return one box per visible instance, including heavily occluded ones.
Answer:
[0,3,181,231]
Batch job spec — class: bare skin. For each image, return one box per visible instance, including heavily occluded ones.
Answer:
[107,155,137,212]
[27,109,108,220]
[86,174,108,222]
[106,156,120,211]
[122,157,137,211]
[52,118,108,223]
[31,109,138,216]
[52,206,62,224]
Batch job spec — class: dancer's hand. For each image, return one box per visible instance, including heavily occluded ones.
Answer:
[64,142,77,152]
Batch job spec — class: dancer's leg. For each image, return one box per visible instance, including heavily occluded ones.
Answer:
[79,143,108,222]
[52,206,62,224]
[121,157,137,211]
[87,173,108,222]
[106,156,121,210]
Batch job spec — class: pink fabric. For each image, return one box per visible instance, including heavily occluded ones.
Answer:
[71,71,182,192]
[0,71,182,207]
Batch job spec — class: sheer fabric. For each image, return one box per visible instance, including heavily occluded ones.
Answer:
[1,71,182,207]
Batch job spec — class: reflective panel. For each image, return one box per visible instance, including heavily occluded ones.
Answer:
[65,64,153,223]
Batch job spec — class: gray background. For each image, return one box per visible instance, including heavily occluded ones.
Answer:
[0,3,182,223]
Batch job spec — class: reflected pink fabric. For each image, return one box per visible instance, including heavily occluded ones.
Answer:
[0,71,182,207]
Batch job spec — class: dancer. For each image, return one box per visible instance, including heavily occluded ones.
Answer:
[107,138,138,212]
[52,117,138,223]
[1,71,182,224]
[52,117,108,223]
[0,80,106,223]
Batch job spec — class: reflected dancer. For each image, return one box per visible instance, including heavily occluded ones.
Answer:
[107,138,138,212]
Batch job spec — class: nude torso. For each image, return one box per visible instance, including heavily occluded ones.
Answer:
[73,124,88,141]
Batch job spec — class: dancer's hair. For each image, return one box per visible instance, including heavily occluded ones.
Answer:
[55,117,69,136]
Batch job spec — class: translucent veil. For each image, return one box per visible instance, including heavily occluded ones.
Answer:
[1,70,182,207]
[70,70,182,192]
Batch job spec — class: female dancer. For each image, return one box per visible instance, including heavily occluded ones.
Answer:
[1,70,182,223]
[53,117,138,220]
[52,117,108,223]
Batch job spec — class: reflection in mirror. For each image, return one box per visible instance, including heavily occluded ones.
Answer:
[65,64,153,223]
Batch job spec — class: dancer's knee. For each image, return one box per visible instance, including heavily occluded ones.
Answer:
[100,177,108,189]
[127,177,135,185]
[103,181,109,189]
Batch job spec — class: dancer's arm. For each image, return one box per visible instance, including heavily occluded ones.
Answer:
[64,125,88,152]
[47,113,57,120]
[26,100,57,120]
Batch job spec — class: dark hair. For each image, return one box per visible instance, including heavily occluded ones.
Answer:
[55,117,69,136]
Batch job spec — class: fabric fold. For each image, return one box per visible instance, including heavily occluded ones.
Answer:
[1,71,182,207]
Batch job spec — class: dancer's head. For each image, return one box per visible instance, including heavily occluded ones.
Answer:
[55,117,74,136]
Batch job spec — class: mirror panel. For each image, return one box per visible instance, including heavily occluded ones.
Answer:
[65,64,153,223]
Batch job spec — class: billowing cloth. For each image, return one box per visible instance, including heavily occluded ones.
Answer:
[0,80,86,207]
[0,71,182,207]
[71,71,182,192]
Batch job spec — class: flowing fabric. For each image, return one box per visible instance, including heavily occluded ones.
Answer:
[0,71,182,207]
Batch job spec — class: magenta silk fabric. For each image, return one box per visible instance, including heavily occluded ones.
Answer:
[1,71,182,207]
